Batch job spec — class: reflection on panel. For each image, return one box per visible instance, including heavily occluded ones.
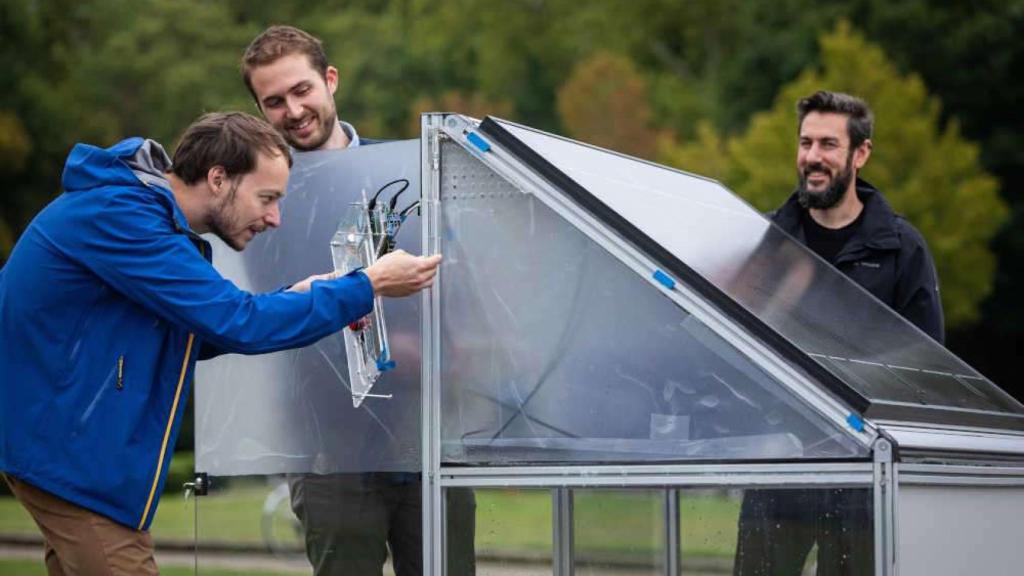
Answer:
[575,490,663,575]
[490,119,1022,420]
[192,475,309,574]
[439,142,864,464]
[733,487,872,576]
[196,142,423,475]
[464,488,552,574]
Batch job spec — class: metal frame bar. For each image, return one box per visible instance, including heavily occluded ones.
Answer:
[436,114,875,451]
[873,437,896,576]
[553,488,574,576]
[665,489,680,576]
[421,114,444,576]
[897,463,1024,486]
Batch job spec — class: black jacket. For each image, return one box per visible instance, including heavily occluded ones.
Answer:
[771,179,945,344]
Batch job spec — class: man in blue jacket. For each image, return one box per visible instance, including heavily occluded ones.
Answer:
[0,111,441,575]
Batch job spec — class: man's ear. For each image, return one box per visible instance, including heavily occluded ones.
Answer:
[854,139,873,171]
[325,65,339,97]
[206,165,228,196]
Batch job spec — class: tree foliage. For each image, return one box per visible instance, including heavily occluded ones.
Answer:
[661,22,1007,327]
[1,0,1020,389]
[557,52,660,160]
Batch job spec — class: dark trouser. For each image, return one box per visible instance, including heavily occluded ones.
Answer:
[289,473,476,576]
[733,488,872,576]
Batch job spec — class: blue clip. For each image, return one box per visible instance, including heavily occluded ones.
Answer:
[466,132,491,153]
[846,413,865,432]
[652,270,676,290]
[376,345,396,372]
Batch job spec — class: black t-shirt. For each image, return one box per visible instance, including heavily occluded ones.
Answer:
[801,208,865,264]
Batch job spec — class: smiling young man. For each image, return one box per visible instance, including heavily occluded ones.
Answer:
[0,111,440,575]
[733,91,943,576]
[240,26,475,576]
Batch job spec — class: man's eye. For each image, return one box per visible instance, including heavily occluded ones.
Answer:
[264,99,282,108]
[295,85,310,95]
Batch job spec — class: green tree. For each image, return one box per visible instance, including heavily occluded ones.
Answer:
[557,52,661,160]
[662,22,1007,328]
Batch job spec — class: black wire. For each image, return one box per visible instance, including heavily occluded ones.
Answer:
[367,178,410,211]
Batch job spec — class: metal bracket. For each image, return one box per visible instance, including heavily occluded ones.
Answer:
[183,472,208,499]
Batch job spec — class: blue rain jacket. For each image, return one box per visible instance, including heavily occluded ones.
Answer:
[0,137,373,530]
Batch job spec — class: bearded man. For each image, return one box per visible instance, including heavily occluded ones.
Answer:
[733,91,943,575]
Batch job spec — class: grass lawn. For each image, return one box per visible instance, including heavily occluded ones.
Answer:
[1,481,741,560]
[0,558,297,576]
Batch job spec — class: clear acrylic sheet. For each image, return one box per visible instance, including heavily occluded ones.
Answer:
[195,141,422,475]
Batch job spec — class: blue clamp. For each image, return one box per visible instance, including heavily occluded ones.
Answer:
[466,132,491,153]
[846,412,865,432]
[376,346,396,372]
[652,269,676,290]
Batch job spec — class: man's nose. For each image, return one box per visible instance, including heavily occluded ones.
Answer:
[265,204,281,228]
[285,97,303,119]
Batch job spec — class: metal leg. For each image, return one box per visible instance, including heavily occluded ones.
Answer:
[873,438,895,576]
[553,488,575,576]
[664,489,680,576]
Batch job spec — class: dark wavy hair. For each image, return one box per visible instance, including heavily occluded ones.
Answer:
[171,112,292,185]
[797,90,874,149]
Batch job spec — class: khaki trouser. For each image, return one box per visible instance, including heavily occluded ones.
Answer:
[3,474,159,576]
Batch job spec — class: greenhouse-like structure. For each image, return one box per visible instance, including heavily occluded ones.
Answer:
[192,114,1024,576]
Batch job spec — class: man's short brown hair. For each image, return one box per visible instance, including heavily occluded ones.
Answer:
[172,112,292,185]
[241,26,329,103]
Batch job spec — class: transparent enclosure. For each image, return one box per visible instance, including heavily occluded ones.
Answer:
[196,141,423,476]
[485,119,1022,428]
[437,140,865,465]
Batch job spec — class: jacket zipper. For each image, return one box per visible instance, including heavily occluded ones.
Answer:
[137,242,205,530]
[116,356,125,390]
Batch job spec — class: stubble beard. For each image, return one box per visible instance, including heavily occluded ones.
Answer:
[208,180,247,251]
[289,106,339,152]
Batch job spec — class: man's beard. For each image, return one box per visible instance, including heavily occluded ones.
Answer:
[289,107,338,151]
[207,180,247,251]
[796,154,854,210]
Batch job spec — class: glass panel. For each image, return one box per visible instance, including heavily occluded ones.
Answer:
[574,489,663,575]
[439,142,865,465]
[195,141,423,476]
[730,487,873,576]
[192,474,310,574]
[490,119,1022,420]
[457,487,552,574]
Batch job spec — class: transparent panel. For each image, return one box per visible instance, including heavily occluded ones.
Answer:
[458,487,552,574]
[195,141,423,476]
[729,487,872,576]
[488,119,1022,422]
[192,474,311,574]
[574,489,663,575]
[439,142,865,464]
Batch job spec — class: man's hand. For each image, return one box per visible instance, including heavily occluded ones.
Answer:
[363,250,442,297]
[287,271,340,293]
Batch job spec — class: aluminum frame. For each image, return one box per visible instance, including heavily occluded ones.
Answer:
[419,114,1024,575]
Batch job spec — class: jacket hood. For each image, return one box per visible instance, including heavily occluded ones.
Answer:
[62,137,173,195]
